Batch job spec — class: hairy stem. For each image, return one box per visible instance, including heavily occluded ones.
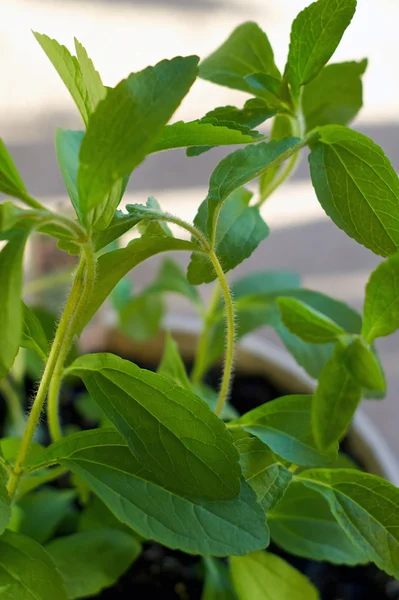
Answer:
[7,245,95,498]
[191,283,221,384]
[208,251,235,417]
[47,245,96,442]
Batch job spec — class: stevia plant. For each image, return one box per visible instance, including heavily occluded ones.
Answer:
[0,0,399,597]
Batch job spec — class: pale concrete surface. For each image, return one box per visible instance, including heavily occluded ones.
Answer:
[1,0,399,456]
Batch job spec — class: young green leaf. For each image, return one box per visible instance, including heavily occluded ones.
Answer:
[157,332,191,390]
[78,56,199,221]
[362,253,399,343]
[342,337,386,391]
[309,125,399,257]
[0,529,69,599]
[204,138,301,237]
[21,303,50,360]
[47,429,269,556]
[199,22,281,103]
[232,395,337,466]
[202,557,238,600]
[187,100,277,157]
[93,210,142,251]
[300,469,399,579]
[55,129,83,220]
[136,197,173,238]
[80,236,199,330]
[187,188,269,284]
[74,38,106,112]
[47,529,141,599]
[287,0,357,95]
[200,100,277,130]
[0,472,11,535]
[236,436,292,511]
[0,233,29,381]
[0,139,30,203]
[269,479,367,564]
[119,293,164,341]
[302,60,367,131]
[149,119,264,153]
[33,32,91,126]
[18,488,76,544]
[312,346,362,451]
[277,296,346,343]
[68,353,241,500]
[148,258,201,306]
[230,551,319,600]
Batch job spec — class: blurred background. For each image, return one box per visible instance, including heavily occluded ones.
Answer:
[1,0,399,452]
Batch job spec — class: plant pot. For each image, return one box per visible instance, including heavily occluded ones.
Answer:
[78,314,399,599]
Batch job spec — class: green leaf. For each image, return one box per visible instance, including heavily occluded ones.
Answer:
[79,495,129,533]
[199,22,281,104]
[119,293,164,341]
[208,288,361,379]
[0,234,29,381]
[21,303,50,360]
[245,72,282,98]
[287,0,357,95]
[33,32,91,126]
[302,60,367,132]
[277,296,346,343]
[202,557,238,600]
[362,253,399,342]
[48,429,269,556]
[55,129,83,220]
[204,138,301,236]
[309,125,399,257]
[299,468,399,579]
[150,119,264,153]
[188,188,269,284]
[187,100,277,157]
[312,346,362,451]
[232,395,337,466]
[200,100,277,130]
[80,236,199,330]
[236,435,292,511]
[93,209,141,251]
[18,488,76,544]
[78,56,199,220]
[68,353,241,500]
[232,270,301,298]
[136,196,173,238]
[74,38,106,112]
[0,140,30,203]
[269,479,367,564]
[0,529,69,599]
[148,258,201,306]
[342,337,386,391]
[47,529,141,599]
[0,472,11,535]
[157,332,191,390]
[230,551,319,600]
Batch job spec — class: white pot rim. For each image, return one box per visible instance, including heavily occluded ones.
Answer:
[165,314,399,486]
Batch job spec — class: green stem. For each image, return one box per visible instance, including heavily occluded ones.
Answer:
[0,378,25,433]
[6,245,95,498]
[47,245,96,442]
[208,250,235,417]
[191,283,221,384]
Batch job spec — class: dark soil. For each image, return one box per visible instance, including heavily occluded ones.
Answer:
[3,359,398,599]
